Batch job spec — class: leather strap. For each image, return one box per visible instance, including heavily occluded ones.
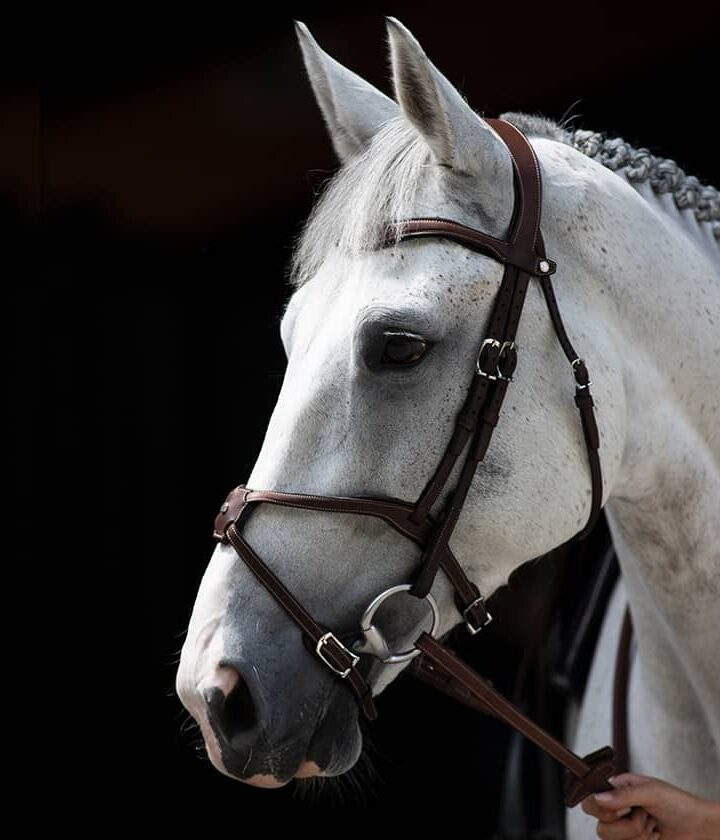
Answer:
[387,118,550,269]
[404,117,554,617]
[414,633,618,806]
[539,274,603,539]
[222,519,377,720]
[612,607,633,772]
[384,217,554,277]
[214,485,433,547]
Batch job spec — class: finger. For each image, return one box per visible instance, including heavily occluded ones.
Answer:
[594,779,662,811]
[582,796,632,822]
[640,824,658,840]
[596,809,649,840]
[608,773,653,788]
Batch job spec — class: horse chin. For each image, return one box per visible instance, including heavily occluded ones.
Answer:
[215,731,362,787]
[240,761,331,787]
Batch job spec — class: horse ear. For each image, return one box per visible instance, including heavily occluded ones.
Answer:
[386,17,507,177]
[295,21,398,162]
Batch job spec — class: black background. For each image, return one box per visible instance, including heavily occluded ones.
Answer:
[23,3,718,833]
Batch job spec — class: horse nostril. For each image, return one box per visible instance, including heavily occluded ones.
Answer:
[224,675,258,735]
[203,666,260,745]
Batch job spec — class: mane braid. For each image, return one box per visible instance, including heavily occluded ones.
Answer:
[290,112,719,288]
[502,112,719,240]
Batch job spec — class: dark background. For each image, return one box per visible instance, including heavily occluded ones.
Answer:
[21,2,718,833]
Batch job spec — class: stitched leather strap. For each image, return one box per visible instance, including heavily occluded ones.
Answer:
[387,118,550,268]
[214,485,433,546]
[404,117,553,613]
[384,217,554,277]
[414,633,618,806]
[214,492,377,721]
[392,121,602,549]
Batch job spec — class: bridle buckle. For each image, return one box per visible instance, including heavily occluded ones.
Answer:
[476,338,502,379]
[463,597,493,635]
[572,357,592,390]
[316,632,360,678]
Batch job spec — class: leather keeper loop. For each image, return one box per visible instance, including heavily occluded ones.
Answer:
[497,342,518,380]
[213,485,250,541]
[562,746,618,806]
[477,338,502,378]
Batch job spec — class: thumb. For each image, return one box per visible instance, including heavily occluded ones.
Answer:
[593,775,658,810]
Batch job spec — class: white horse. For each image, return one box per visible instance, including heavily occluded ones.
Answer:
[177,19,720,837]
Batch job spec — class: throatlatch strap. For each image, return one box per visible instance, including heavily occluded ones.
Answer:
[539,274,603,539]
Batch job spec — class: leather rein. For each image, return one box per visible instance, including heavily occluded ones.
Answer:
[212,118,624,806]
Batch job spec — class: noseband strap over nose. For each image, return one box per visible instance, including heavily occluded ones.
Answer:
[214,487,378,720]
[211,118,613,802]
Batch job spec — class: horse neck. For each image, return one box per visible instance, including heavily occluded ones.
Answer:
[594,168,720,765]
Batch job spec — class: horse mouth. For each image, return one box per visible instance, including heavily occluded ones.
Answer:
[193,682,362,786]
[203,733,353,787]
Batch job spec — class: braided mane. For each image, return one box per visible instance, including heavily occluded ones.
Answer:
[501,113,719,241]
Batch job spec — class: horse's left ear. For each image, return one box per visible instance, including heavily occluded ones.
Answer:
[386,17,508,179]
[296,21,398,162]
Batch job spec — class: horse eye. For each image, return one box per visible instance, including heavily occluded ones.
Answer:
[381,333,429,366]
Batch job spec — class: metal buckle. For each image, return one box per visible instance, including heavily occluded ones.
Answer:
[463,597,493,636]
[476,338,502,379]
[316,632,360,679]
[571,357,592,390]
[354,584,440,664]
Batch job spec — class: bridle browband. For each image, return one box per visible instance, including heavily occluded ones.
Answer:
[212,118,616,805]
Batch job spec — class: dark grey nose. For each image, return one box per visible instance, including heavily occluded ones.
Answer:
[203,663,265,752]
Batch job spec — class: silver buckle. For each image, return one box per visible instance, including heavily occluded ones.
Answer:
[476,338,501,379]
[571,357,592,390]
[316,632,359,678]
[463,597,493,636]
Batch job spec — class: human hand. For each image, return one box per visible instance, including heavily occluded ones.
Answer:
[581,773,720,840]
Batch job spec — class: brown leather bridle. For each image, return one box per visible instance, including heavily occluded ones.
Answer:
[212,118,618,805]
